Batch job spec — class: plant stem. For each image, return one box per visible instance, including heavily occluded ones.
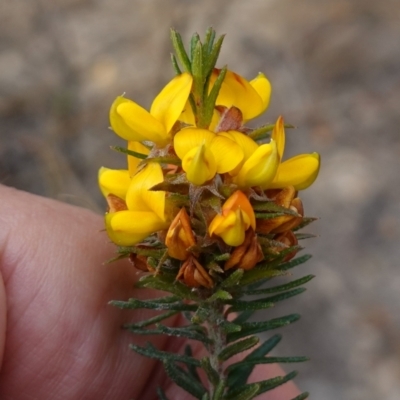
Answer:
[207,300,227,398]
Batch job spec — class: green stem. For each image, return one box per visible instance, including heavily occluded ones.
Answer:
[207,300,227,398]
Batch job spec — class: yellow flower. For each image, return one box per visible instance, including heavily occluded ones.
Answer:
[209,190,256,246]
[268,116,320,190]
[180,69,271,128]
[105,163,168,246]
[211,68,271,121]
[110,73,193,146]
[173,127,244,185]
[98,167,131,200]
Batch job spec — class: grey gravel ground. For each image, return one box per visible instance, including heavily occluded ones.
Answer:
[1,0,400,399]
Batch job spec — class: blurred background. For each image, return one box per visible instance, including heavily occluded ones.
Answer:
[1,0,400,398]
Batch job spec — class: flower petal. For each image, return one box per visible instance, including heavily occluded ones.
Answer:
[269,153,321,190]
[234,141,279,189]
[209,209,246,247]
[112,96,168,145]
[210,135,243,174]
[150,72,193,133]
[182,143,217,185]
[173,128,215,160]
[211,69,266,121]
[271,116,285,160]
[126,163,165,220]
[98,167,130,199]
[127,141,150,176]
[249,72,272,116]
[106,211,165,246]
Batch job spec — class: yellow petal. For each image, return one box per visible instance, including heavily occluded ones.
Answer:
[249,72,272,115]
[234,141,279,189]
[182,143,217,185]
[127,141,150,176]
[174,128,215,160]
[271,116,285,160]
[150,72,193,133]
[126,163,165,220]
[219,131,258,160]
[114,97,168,145]
[106,211,165,246]
[211,69,266,121]
[269,153,321,190]
[98,167,131,199]
[210,135,243,174]
[179,100,196,126]
[210,209,246,247]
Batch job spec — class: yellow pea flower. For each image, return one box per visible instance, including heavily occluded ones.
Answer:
[180,69,271,129]
[174,127,244,185]
[268,116,321,190]
[110,73,193,146]
[209,190,256,246]
[98,167,131,200]
[105,163,168,246]
[211,69,271,121]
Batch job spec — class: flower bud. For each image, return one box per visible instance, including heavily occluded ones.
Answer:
[209,190,256,246]
[165,208,196,260]
[129,253,152,272]
[272,230,299,262]
[256,186,304,234]
[225,229,264,271]
[176,256,213,288]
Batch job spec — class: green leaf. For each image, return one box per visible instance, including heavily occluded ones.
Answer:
[217,319,242,334]
[110,298,197,312]
[279,254,312,271]
[184,345,202,383]
[126,324,211,344]
[232,310,254,325]
[191,307,210,324]
[225,383,260,400]
[252,201,299,216]
[136,274,198,300]
[220,269,244,289]
[248,123,295,142]
[130,342,201,366]
[227,299,274,313]
[190,33,201,61]
[123,310,178,329]
[254,212,286,219]
[295,233,317,240]
[170,54,182,75]
[230,288,307,311]
[218,336,259,362]
[212,378,226,400]
[239,269,286,287]
[242,275,315,296]
[143,155,182,166]
[170,29,192,72]
[202,27,215,56]
[293,217,318,231]
[200,357,220,386]
[204,66,227,127]
[226,356,309,374]
[256,370,298,395]
[291,392,309,400]
[110,145,148,159]
[207,289,233,302]
[164,360,207,399]
[227,314,300,343]
[227,334,282,388]
[191,40,205,102]
[205,34,225,75]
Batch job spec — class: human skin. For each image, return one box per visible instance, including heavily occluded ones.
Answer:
[0,184,301,399]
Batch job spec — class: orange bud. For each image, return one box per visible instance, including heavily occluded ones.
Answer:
[225,229,264,271]
[129,253,152,272]
[209,190,256,246]
[272,230,299,262]
[165,208,196,260]
[256,186,304,234]
[176,256,213,288]
[106,194,128,213]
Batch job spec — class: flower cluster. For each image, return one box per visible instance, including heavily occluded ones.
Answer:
[99,42,320,289]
